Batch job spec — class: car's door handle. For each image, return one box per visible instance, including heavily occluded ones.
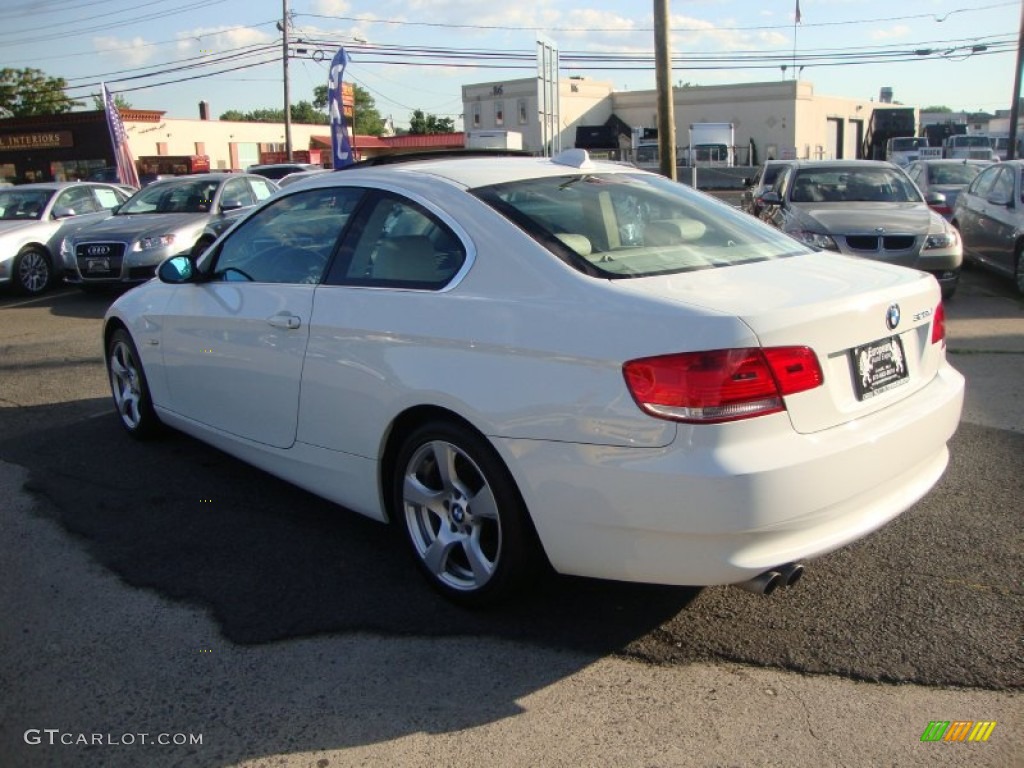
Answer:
[266,313,301,330]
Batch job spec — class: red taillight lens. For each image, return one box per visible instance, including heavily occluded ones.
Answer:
[931,302,946,345]
[623,346,823,423]
[929,204,952,217]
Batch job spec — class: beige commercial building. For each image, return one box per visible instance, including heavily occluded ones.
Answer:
[463,77,896,164]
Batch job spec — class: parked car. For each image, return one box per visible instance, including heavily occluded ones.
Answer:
[759,160,963,298]
[904,158,991,220]
[0,182,132,294]
[740,160,793,216]
[277,168,333,188]
[103,151,964,605]
[61,173,277,290]
[246,163,323,181]
[951,159,1024,295]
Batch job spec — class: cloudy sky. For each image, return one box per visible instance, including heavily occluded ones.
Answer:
[1,0,1019,127]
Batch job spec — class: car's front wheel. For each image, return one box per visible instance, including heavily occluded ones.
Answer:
[106,328,161,438]
[393,421,541,606]
[14,247,52,295]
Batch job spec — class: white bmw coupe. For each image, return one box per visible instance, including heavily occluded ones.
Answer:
[103,151,964,605]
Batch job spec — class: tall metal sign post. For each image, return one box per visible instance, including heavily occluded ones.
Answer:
[537,36,561,157]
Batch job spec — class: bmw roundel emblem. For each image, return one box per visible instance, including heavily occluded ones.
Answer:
[886,303,901,331]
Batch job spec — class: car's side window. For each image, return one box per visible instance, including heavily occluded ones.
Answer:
[968,166,999,198]
[986,167,1012,204]
[221,177,255,209]
[93,186,127,210]
[905,164,921,184]
[210,187,362,285]
[54,186,100,216]
[337,193,467,289]
[249,178,276,202]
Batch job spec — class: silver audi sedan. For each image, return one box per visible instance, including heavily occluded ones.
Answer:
[61,173,276,290]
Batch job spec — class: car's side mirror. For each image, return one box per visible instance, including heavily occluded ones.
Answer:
[924,191,947,206]
[158,254,197,284]
[760,191,782,206]
[51,206,75,219]
[220,198,246,212]
[742,177,753,187]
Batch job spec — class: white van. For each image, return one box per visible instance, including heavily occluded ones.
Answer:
[885,136,931,167]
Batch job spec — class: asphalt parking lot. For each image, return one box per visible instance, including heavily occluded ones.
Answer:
[0,262,1021,767]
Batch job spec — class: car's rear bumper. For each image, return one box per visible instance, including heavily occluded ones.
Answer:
[496,362,964,586]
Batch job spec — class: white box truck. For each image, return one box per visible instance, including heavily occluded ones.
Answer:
[465,130,524,150]
[685,123,735,166]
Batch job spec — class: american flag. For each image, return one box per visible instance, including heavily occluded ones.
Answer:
[102,83,140,188]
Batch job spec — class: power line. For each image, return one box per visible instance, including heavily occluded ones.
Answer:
[295,2,1018,35]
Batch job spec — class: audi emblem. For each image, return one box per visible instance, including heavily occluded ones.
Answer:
[86,245,111,256]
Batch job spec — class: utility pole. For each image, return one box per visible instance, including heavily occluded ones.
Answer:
[653,0,676,179]
[1007,0,1024,160]
[282,0,293,161]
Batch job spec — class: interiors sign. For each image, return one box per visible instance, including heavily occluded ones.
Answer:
[0,131,74,151]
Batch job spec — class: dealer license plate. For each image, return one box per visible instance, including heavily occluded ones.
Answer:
[850,335,909,400]
[86,257,110,273]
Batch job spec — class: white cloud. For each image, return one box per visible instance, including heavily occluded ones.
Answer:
[93,36,155,67]
[870,25,911,41]
[175,26,274,56]
[311,0,352,15]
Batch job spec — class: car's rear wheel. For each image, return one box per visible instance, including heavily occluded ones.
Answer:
[106,328,161,438]
[14,247,52,295]
[393,421,540,606]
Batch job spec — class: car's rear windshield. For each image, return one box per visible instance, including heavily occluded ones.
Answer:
[928,163,984,185]
[472,172,805,278]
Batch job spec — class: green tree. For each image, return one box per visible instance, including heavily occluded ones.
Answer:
[922,105,953,113]
[408,109,455,134]
[0,68,82,117]
[91,92,132,111]
[313,83,385,136]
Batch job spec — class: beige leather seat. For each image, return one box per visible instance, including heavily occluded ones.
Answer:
[372,235,439,282]
[645,218,707,246]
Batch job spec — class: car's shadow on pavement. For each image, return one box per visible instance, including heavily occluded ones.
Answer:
[1,404,697,656]
[2,400,1021,692]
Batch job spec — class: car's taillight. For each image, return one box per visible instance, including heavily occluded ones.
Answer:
[622,346,823,423]
[929,203,952,217]
[931,302,946,345]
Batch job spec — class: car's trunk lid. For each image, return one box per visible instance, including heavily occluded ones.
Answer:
[612,252,946,434]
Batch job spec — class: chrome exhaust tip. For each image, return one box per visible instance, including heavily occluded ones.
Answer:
[777,562,804,588]
[734,570,783,595]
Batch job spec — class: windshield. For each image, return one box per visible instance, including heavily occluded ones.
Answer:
[951,136,991,148]
[118,178,220,215]
[0,189,53,220]
[789,167,922,203]
[892,138,928,151]
[928,163,984,185]
[473,172,806,279]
